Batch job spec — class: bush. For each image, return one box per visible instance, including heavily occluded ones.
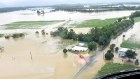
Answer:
[12,33,25,38]
[5,35,10,39]
[115,47,119,52]
[110,44,116,52]
[35,31,39,34]
[135,59,139,65]
[63,49,67,54]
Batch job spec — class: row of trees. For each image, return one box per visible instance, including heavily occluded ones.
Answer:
[51,18,134,47]
[5,33,25,39]
[130,11,140,19]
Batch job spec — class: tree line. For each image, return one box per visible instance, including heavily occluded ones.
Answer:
[51,18,134,47]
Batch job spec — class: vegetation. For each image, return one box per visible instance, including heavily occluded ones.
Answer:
[0,34,4,38]
[109,44,116,52]
[5,35,10,39]
[76,18,118,28]
[130,11,140,22]
[135,59,139,66]
[130,11,140,19]
[88,42,97,51]
[35,31,39,34]
[121,37,140,49]
[41,30,46,35]
[63,49,68,54]
[105,50,114,60]
[134,17,140,22]
[96,63,139,78]
[125,50,137,60]
[51,17,134,47]
[12,33,25,38]
[115,47,119,52]
[4,20,64,29]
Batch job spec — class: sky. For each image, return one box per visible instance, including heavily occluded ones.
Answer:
[0,0,140,7]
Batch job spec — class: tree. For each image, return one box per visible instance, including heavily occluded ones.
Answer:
[105,51,114,60]
[115,47,119,52]
[63,49,67,54]
[125,50,137,60]
[118,18,122,22]
[110,44,116,52]
[135,59,139,65]
[88,42,97,51]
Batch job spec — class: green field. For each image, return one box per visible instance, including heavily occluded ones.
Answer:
[75,18,118,28]
[95,63,138,78]
[4,20,64,29]
[0,34,4,38]
[121,37,140,49]
[134,17,140,22]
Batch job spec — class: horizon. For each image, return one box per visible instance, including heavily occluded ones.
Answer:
[0,0,140,8]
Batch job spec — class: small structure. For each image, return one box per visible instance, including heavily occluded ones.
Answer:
[72,46,88,52]
[78,43,85,47]
[118,48,129,57]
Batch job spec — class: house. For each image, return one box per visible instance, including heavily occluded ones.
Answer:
[118,48,129,57]
[71,46,88,52]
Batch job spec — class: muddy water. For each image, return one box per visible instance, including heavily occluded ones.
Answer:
[0,33,82,79]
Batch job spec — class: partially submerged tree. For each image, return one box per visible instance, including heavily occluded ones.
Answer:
[105,50,114,60]
[88,42,97,51]
[135,59,139,66]
[115,47,119,52]
[110,44,116,52]
[125,50,137,60]
[5,35,10,39]
[63,49,68,54]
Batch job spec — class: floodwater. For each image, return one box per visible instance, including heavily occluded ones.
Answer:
[0,9,135,25]
[0,8,138,79]
[0,33,82,79]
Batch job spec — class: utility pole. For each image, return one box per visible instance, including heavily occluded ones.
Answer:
[30,52,33,61]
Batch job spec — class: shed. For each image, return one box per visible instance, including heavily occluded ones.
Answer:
[72,46,88,52]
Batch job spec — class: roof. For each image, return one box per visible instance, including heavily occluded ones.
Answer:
[119,48,129,52]
[78,43,85,46]
[72,46,88,51]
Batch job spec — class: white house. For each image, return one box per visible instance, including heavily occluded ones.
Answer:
[71,46,88,52]
[118,48,129,57]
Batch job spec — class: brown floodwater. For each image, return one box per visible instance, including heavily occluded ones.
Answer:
[0,33,84,79]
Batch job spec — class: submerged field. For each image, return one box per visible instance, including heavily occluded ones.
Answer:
[4,20,64,29]
[95,63,138,78]
[75,18,118,28]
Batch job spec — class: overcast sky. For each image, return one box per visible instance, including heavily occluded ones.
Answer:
[0,0,140,7]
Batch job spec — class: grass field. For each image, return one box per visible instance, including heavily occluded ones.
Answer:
[0,34,4,38]
[121,37,140,49]
[95,63,138,78]
[75,18,118,28]
[4,20,64,29]
[134,17,140,22]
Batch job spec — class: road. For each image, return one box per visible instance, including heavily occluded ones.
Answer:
[71,22,139,79]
